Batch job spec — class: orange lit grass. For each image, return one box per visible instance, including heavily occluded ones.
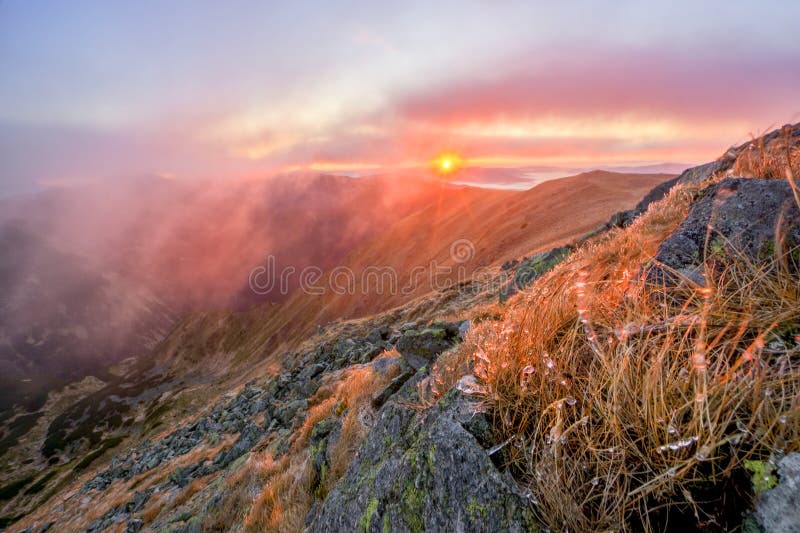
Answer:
[220,361,398,532]
[460,180,800,530]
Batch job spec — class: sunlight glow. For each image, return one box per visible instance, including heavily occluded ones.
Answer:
[432,152,464,176]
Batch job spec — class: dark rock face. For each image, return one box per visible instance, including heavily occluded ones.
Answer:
[500,246,571,302]
[675,159,731,185]
[601,157,736,233]
[371,361,415,409]
[652,178,800,282]
[309,418,342,497]
[309,375,537,533]
[395,322,461,370]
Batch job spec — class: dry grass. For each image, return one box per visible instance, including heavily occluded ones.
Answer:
[172,477,205,510]
[205,362,395,533]
[463,180,800,531]
[141,491,169,523]
[242,452,314,532]
[733,125,800,208]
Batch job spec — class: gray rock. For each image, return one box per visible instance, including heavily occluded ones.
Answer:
[309,375,538,532]
[212,421,263,469]
[309,418,342,497]
[371,363,416,409]
[675,159,731,185]
[126,519,144,532]
[751,453,800,533]
[276,399,308,426]
[298,363,327,382]
[371,355,402,376]
[458,320,471,339]
[652,178,800,284]
[675,266,707,288]
[395,322,460,370]
[366,326,389,344]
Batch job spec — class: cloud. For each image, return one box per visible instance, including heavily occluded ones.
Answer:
[230,46,800,171]
[4,44,800,193]
[393,47,800,127]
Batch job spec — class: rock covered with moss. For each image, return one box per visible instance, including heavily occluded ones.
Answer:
[308,371,537,532]
[747,453,800,533]
[395,322,462,370]
[652,178,800,284]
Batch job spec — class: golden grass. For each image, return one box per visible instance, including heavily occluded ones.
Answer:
[461,179,800,531]
[733,126,800,184]
[203,363,395,533]
[141,491,169,523]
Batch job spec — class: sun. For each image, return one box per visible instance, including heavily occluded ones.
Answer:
[431,152,464,177]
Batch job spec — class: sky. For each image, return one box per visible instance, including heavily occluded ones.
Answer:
[1,0,799,195]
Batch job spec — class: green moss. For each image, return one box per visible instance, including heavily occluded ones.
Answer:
[467,499,489,521]
[709,236,726,258]
[359,497,380,532]
[759,240,776,260]
[426,445,436,472]
[382,513,392,533]
[401,480,425,533]
[314,463,329,499]
[424,328,447,341]
[745,460,777,494]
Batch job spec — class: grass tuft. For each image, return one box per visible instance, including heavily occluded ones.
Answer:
[463,177,800,531]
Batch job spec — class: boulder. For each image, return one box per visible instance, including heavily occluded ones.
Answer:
[675,158,732,185]
[309,375,537,532]
[395,323,460,370]
[651,178,800,285]
[366,326,390,344]
[211,422,263,469]
[276,399,308,427]
[371,362,416,409]
[372,354,403,377]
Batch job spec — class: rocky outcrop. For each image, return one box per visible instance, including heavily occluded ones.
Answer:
[309,372,537,532]
[395,322,462,370]
[651,178,800,285]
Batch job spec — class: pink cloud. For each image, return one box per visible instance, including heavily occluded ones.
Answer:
[393,47,800,127]
[257,46,800,171]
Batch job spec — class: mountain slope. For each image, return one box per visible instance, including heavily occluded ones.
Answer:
[0,168,677,529]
